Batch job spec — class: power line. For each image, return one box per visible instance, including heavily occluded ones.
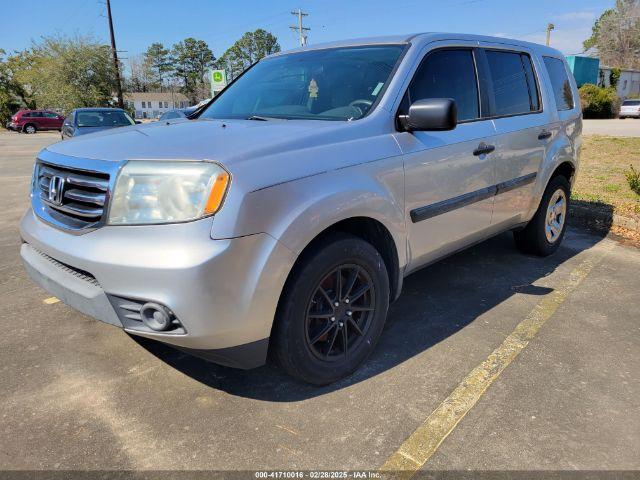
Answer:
[290,8,310,47]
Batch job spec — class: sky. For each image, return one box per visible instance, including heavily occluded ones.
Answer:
[2,0,613,61]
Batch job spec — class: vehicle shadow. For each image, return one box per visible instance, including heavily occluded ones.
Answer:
[131,224,609,401]
[569,199,617,233]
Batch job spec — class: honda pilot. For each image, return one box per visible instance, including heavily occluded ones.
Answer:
[20,33,581,385]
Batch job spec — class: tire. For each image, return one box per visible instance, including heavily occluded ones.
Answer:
[272,233,390,385]
[514,175,570,256]
[23,124,36,134]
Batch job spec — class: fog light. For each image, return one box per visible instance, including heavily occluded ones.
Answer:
[140,302,173,331]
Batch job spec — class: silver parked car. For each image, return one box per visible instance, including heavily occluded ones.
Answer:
[20,34,581,384]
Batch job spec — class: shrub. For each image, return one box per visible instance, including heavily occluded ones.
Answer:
[578,83,620,119]
[609,67,621,88]
[625,165,640,195]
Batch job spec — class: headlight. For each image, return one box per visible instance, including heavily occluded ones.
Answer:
[108,161,230,225]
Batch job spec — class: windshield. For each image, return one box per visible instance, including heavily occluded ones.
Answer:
[76,110,135,127]
[623,100,640,106]
[200,45,405,121]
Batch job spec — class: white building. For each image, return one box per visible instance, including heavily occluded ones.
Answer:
[599,66,640,99]
[123,92,191,119]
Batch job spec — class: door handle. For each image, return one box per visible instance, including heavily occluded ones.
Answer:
[538,130,552,140]
[473,143,495,156]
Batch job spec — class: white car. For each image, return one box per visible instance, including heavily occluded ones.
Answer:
[620,99,640,119]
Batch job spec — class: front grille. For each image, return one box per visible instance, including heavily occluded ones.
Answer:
[36,162,110,229]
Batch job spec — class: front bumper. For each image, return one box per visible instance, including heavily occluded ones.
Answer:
[620,111,640,118]
[20,209,297,368]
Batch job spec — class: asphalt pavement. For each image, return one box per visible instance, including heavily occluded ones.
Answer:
[0,130,638,475]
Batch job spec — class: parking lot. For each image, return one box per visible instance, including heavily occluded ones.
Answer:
[582,118,640,137]
[1,130,639,473]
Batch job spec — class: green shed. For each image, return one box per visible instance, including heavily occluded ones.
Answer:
[565,55,600,87]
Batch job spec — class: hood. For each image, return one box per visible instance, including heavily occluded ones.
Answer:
[43,116,396,192]
[48,118,339,164]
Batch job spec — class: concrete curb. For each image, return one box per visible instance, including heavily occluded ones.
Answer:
[570,203,640,232]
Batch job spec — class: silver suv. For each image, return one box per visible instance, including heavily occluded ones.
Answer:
[20,34,581,384]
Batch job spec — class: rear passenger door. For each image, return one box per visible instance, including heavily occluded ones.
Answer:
[478,47,553,227]
[394,46,498,271]
[31,111,47,130]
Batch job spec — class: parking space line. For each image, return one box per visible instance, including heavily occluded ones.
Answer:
[43,296,60,305]
[380,241,615,478]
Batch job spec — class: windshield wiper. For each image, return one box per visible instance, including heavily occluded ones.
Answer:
[246,115,288,121]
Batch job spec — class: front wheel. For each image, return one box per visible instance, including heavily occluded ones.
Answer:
[514,175,570,256]
[272,233,390,385]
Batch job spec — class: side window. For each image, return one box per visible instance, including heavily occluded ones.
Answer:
[543,57,574,111]
[485,50,539,116]
[520,54,540,111]
[408,49,480,122]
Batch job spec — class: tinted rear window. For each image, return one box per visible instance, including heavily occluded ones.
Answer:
[409,49,479,122]
[485,50,540,116]
[76,110,134,127]
[623,100,640,106]
[543,57,574,111]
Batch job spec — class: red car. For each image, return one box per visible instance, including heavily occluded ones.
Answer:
[7,110,64,134]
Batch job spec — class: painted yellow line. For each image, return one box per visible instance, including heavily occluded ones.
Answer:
[380,241,614,478]
[43,297,60,305]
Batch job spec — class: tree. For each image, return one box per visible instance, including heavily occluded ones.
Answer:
[144,42,172,89]
[126,54,154,92]
[9,34,118,112]
[218,29,280,80]
[0,49,30,124]
[172,38,215,102]
[584,0,640,69]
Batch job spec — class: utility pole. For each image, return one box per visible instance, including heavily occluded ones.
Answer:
[290,9,310,47]
[546,23,555,46]
[106,0,124,108]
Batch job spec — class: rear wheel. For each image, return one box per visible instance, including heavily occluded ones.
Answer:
[514,175,570,256]
[272,233,390,385]
[23,124,36,134]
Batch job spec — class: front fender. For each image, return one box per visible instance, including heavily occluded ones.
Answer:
[212,154,407,269]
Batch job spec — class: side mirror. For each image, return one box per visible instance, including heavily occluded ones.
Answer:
[399,98,457,132]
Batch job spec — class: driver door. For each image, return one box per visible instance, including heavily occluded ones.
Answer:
[393,46,497,272]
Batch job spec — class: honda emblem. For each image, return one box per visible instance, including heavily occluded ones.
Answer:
[48,175,65,206]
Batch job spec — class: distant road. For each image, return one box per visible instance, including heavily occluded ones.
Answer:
[583,119,640,137]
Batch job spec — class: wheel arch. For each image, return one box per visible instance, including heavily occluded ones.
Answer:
[285,216,403,303]
[22,123,36,133]
[549,160,576,185]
